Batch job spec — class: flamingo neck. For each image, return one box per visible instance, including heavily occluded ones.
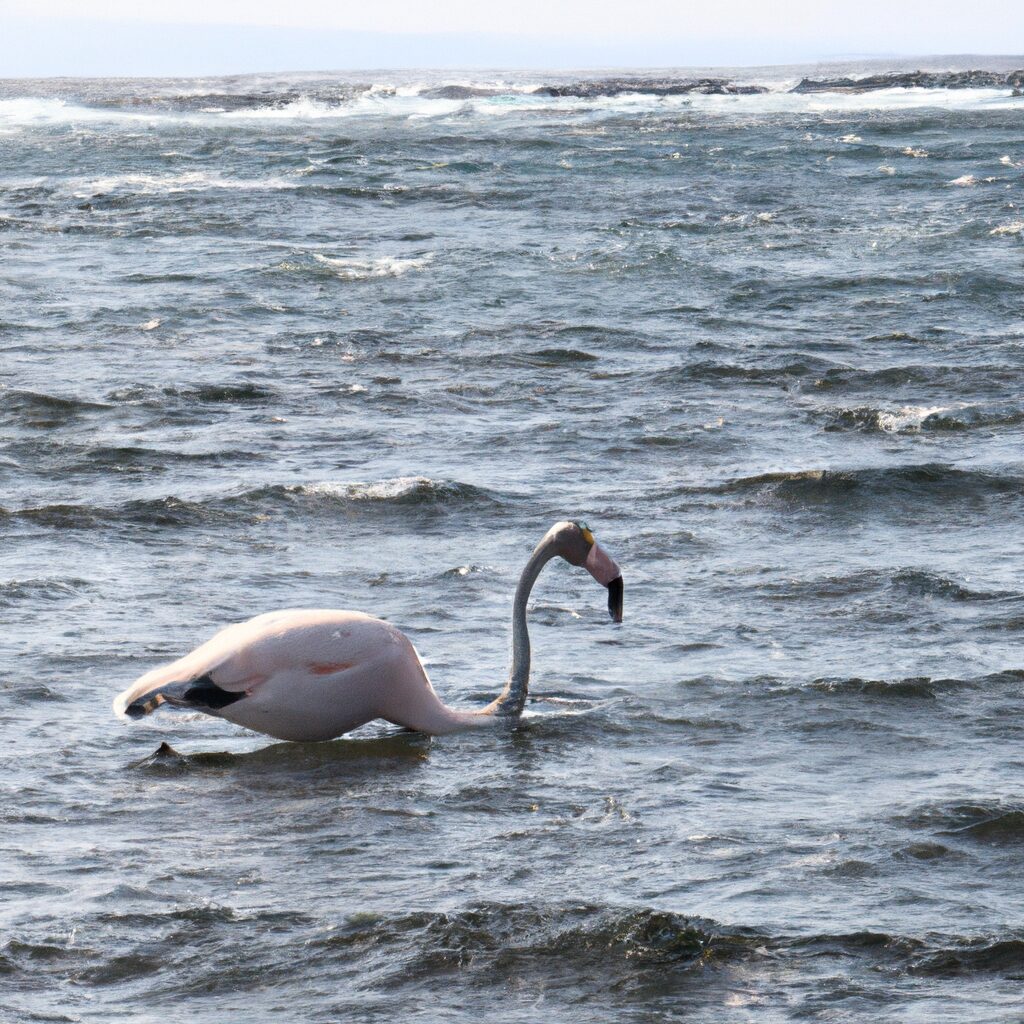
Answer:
[489,535,558,718]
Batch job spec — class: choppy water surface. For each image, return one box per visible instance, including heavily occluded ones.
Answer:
[2,61,1024,1022]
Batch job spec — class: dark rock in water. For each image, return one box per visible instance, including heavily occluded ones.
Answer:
[792,69,1024,93]
[532,78,768,98]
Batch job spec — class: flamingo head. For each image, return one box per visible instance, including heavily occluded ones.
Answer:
[548,519,624,623]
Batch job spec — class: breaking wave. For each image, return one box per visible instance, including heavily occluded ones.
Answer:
[0,477,501,531]
[311,253,434,281]
[3,67,1022,130]
[823,403,1024,433]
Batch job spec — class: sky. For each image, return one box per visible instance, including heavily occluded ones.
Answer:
[2,0,1023,77]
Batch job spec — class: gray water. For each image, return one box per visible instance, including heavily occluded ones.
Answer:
[2,61,1024,1022]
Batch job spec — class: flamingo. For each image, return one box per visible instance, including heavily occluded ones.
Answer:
[112,520,623,742]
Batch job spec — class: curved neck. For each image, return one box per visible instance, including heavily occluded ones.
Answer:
[490,535,559,717]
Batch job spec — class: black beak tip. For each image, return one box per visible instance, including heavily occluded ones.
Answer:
[607,576,624,623]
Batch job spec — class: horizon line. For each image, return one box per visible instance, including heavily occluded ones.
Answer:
[5,52,1024,85]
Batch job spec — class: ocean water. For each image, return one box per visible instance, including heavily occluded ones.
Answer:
[2,62,1024,1022]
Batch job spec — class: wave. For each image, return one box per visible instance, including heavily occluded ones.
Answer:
[305,904,757,990]
[899,801,1024,844]
[813,363,1023,394]
[667,357,837,386]
[756,567,1018,604]
[0,477,501,531]
[806,676,943,699]
[705,463,1024,506]
[759,668,1022,703]
[4,440,258,476]
[945,812,1024,842]
[73,171,299,196]
[284,477,496,505]
[521,347,600,366]
[1,388,111,427]
[823,403,1024,433]
[913,939,1024,976]
[3,385,279,429]
[0,576,92,608]
[106,383,277,405]
[311,253,433,281]
[3,68,1022,130]
[6,898,1024,999]
[887,568,1017,602]
[760,672,977,700]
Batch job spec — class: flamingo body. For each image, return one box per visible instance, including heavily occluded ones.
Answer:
[113,609,483,741]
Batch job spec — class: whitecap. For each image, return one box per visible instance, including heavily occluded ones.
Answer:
[0,97,150,126]
[875,405,952,431]
[685,86,1024,115]
[297,476,468,502]
[949,174,977,186]
[720,212,775,227]
[3,83,1024,133]
[343,477,432,501]
[990,221,1024,236]
[312,253,433,281]
[72,171,297,196]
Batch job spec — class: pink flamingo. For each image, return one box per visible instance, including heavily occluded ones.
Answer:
[112,520,623,742]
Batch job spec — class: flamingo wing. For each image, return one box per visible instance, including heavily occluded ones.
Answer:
[111,609,431,740]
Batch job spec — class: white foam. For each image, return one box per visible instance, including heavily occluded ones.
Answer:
[875,405,951,431]
[2,82,1022,132]
[682,86,1024,115]
[228,95,464,121]
[0,97,145,126]
[313,253,433,281]
[990,221,1024,236]
[71,171,297,196]
[949,174,978,186]
[301,476,434,500]
[720,211,776,227]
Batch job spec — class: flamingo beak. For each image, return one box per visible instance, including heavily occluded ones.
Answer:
[584,541,624,623]
[607,576,624,623]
